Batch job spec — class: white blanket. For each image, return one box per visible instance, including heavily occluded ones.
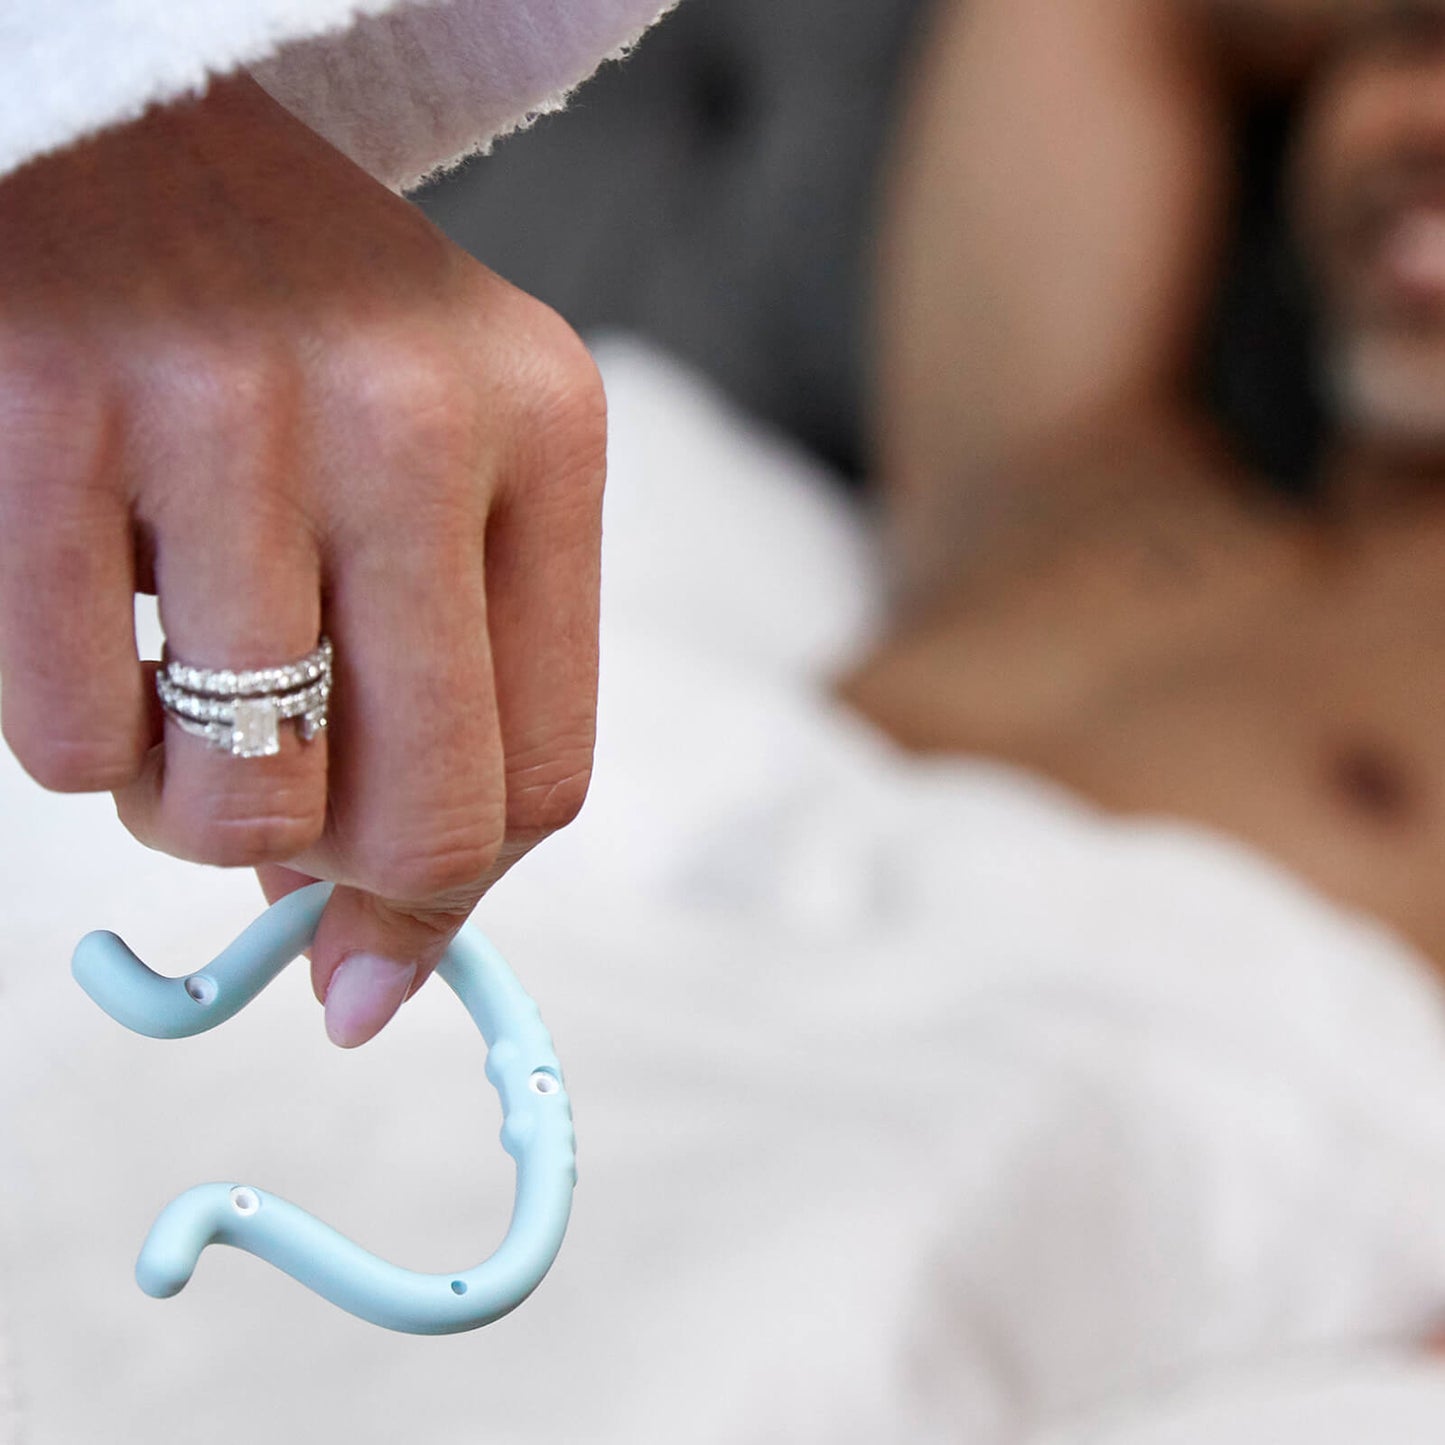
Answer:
[4,339,1445,1443]
[0,0,671,186]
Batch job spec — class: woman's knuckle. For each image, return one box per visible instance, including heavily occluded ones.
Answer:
[6,724,141,793]
[506,745,594,839]
[528,312,606,434]
[338,334,476,459]
[390,845,492,901]
[0,358,85,430]
[502,310,607,496]
[0,348,110,482]
[165,339,291,434]
[191,799,326,867]
[364,820,502,901]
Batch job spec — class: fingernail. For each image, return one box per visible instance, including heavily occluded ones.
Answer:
[324,953,418,1048]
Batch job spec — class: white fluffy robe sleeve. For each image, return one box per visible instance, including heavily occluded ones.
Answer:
[0,0,673,189]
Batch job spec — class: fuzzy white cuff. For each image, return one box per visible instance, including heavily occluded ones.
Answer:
[0,0,673,189]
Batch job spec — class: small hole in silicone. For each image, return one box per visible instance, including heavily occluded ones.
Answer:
[451,1280,468,1295]
[185,975,218,1006]
[529,1069,560,1096]
[230,1187,260,1216]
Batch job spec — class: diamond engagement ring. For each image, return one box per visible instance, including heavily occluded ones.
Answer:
[156,637,334,759]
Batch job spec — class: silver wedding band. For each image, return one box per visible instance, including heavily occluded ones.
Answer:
[156,637,333,758]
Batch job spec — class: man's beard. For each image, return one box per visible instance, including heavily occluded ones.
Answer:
[1326,327,1445,453]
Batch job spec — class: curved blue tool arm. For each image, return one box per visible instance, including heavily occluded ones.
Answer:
[71,882,576,1335]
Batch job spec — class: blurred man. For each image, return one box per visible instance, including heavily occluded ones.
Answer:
[850,0,1445,968]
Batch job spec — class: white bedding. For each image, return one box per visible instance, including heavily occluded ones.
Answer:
[3,338,1445,1442]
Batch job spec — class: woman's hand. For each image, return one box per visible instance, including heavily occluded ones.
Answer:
[0,74,604,1045]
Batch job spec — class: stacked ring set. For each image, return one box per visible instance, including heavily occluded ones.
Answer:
[156,637,334,759]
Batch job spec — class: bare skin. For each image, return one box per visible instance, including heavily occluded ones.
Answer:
[845,0,1445,967]
[0,75,605,1045]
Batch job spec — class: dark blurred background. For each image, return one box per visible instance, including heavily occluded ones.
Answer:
[417,0,1327,496]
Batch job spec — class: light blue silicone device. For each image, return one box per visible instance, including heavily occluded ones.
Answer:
[70,881,576,1335]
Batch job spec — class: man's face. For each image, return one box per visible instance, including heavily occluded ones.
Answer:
[1296,7,1445,452]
